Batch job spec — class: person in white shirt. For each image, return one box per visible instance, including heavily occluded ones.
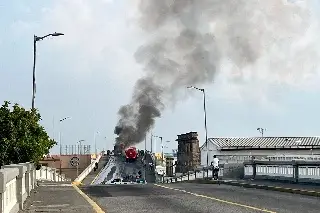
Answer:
[212,155,219,180]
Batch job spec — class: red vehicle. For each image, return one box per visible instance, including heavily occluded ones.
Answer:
[125,147,138,163]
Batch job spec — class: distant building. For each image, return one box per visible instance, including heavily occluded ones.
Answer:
[200,136,320,165]
[176,132,201,173]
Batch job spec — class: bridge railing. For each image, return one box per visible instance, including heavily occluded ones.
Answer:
[244,160,320,183]
[0,162,70,213]
[36,166,71,182]
[72,151,104,185]
[160,165,225,183]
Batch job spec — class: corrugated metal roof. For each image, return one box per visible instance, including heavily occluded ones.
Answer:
[201,137,320,149]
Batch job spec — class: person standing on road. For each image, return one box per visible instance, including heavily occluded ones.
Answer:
[212,155,219,180]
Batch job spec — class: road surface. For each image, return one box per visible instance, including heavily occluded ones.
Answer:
[80,182,320,213]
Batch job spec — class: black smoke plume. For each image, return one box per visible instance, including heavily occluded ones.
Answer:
[115,0,312,147]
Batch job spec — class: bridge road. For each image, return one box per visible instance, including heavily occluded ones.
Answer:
[80,182,320,213]
[82,155,109,185]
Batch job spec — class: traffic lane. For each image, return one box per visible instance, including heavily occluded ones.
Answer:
[81,184,264,213]
[163,183,320,213]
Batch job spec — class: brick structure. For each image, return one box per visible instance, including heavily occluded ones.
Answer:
[176,132,201,173]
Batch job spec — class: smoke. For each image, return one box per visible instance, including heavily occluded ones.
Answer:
[115,0,315,147]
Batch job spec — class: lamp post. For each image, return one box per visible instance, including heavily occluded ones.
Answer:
[76,140,85,177]
[32,32,64,109]
[78,139,85,155]
[257,128,266,137]
[94,131,99,155]
[187,86,209,167]
[144,135,147,180]
[59,116,71,174]
[153,135,163,165]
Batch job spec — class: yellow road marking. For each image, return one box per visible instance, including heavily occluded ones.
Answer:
[154,184,276,213]
[72,183,105,213]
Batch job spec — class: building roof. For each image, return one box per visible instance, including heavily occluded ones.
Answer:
[201,137,320,150]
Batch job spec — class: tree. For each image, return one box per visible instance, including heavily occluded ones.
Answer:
[0,101,56,166]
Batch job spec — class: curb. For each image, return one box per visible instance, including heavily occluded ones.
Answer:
[179,179,320,197]
[72,181,84,186]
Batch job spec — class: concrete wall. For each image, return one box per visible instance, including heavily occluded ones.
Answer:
[0,162,70,213]
[40,154,92,170]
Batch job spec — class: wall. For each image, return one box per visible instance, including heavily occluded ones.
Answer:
[200,141,219,165]
[176,132,201,173]
[0,163,70,213]
[39,155,92,179]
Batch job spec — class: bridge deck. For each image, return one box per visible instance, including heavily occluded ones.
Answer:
[19,178,320,213]
[80,182,320,213]
[81,155,109,185]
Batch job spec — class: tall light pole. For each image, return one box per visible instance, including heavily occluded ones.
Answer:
[78,139,85,155]
[144,134,147,180]
[59,116,71,174]
[32,32,64,109]
[94,131,99,155]
[150,133,153,153]
[257,128,266,137]
[162,141,170,163]
[76,140,85,177]
[187,86,209,167]
[153,135,163,165]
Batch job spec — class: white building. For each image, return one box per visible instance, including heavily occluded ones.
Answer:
[200,136,320,165]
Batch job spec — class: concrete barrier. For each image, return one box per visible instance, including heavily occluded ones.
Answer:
[72,152,103,185]
[243,160,320,183]
[0,162,70,213]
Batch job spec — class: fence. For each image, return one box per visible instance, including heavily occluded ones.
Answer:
[160,166,225,183]
[0,162,70,213]
[36,166,71,182]
[244,160,320,183]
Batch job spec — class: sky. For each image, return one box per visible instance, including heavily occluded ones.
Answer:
[1,0,320,154]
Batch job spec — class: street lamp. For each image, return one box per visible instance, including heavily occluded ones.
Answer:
[76,139,85,177]
[153,135,163,165]
[94,131,99,155]
[187,86,209,167]
[59,116,71,174]
[78,139,85,155]
[32,32,64,109]
[257,128,266,137]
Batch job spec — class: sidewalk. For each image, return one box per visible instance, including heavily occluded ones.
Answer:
[19,181,101,213]
[183,179,320,197]
[82,155,110,185]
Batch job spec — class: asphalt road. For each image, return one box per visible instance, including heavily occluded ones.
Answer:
[80,182,320,213]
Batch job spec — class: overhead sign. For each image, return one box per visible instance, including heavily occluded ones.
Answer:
[70,156,80,167]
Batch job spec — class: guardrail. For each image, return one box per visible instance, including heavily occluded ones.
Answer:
[0,162,70,213]
[72,151,103,185]
[36,166,71,182]
[244,160,320,183]
[160,166,224,183]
